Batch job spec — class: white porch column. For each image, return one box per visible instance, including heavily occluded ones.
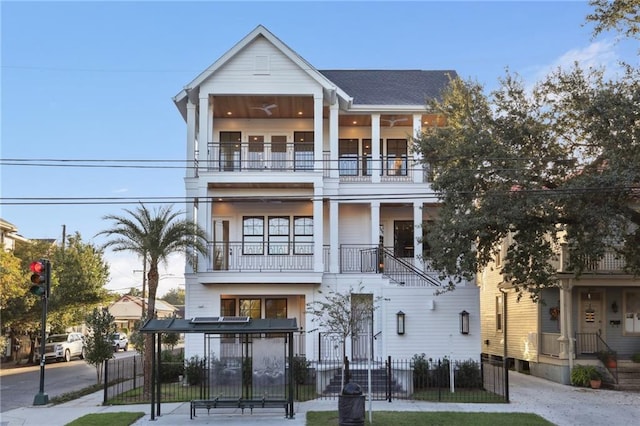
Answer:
[371,114,381,183]
[566,280,576,369]
[313,186,324,273]
[329,200,339,273]
[196,187,211,272]
[413,114,423,183]
[558,280,573,360]
[186,100,197,178]
[185,197,196,274]
[370,201,380,247]
[313,94,324,173]
[329,103,339,179]
[198,93,209,176]
[413,202,423,269]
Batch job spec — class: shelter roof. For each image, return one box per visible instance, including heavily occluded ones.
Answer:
[140,317,298,334]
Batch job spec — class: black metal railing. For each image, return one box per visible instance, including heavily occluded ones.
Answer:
[104,351,507,404]
[207,241,314,272]
[378,247,441,287]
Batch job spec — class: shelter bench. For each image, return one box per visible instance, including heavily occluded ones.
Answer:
[190,397,290,419]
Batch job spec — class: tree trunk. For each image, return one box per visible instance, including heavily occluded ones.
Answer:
[142,261,159,399]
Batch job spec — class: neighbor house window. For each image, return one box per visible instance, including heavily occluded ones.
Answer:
[243,217,264,255]
[624,291,640,335]
[496,295,503,332]
[294,216,313,255]
[240,299,261,319]
[268,217,290,255]
[265,298,287,319]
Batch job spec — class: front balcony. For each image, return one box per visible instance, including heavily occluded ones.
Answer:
[204,242,441,287]
[202,143,431,182]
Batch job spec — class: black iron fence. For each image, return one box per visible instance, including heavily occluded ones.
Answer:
[103,351,507,405]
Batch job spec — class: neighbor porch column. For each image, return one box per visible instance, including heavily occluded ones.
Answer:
[557,280,570,359]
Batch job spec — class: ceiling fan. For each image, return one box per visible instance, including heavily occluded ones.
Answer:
[381,117,408,127]
[250,103,278,116]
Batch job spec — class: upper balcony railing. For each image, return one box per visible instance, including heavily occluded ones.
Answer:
[201,142,432,182]
[549,245,627,274]
[207,241,314,272]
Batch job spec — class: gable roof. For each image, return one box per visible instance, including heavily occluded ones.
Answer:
[173,25,348,115]
[319,70,456,106]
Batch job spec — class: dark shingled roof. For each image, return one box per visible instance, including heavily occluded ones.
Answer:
[319,70,457,106]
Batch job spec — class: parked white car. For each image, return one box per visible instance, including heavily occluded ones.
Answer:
[37,333,85,362]
[112,332,129,352]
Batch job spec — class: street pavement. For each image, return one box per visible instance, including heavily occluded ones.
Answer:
[1,371,639,425]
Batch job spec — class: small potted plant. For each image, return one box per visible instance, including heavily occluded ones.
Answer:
[588,366,602,389]
[597,350,617,368]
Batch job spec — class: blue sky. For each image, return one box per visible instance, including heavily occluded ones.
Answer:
[1,1,637,296]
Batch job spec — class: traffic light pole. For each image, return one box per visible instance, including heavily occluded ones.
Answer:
[33,261,50,406]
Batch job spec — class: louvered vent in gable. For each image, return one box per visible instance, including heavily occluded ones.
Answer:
[254,55,270,75]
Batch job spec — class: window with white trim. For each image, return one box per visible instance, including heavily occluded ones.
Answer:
[624,290,640,335]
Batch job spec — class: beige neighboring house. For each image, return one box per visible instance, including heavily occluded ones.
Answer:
[1,218,29,251]
[108,295,179,332]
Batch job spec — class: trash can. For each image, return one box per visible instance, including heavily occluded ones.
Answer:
[338,382,365,426]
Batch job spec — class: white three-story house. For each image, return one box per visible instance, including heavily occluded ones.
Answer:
[173,25,480,366]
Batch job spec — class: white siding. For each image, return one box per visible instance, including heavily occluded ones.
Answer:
[203,37,319,95]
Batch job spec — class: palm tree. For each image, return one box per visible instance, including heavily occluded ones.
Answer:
[97,203,208,396]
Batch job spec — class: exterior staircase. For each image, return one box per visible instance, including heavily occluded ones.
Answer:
[612,360,640,391]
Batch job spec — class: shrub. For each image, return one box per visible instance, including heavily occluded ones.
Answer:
[411,353,431,389]
[454,359,482,388]
[159,350,184,383]
[571,364,600,387]
[293,356,311,385]
[185,355,206,386]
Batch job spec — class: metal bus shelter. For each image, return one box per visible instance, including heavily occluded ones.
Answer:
[140,316,298,421]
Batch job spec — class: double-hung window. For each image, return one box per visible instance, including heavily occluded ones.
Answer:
[294,216,313,255]
[268,217,290,255]
[243,217,264,255]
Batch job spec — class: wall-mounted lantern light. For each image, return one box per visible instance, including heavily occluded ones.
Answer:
[460,310,470,335]
[611,301,618,313]
[396,311,406,335]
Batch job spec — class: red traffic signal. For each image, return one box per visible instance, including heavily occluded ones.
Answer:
[29,259,50,297]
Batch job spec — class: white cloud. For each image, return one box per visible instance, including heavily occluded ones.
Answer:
[112,188,129,193]
[103,250,185,298]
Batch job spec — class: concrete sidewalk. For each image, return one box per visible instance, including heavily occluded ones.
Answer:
[1,372,639,425]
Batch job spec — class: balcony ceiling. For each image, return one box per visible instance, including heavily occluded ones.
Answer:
[212,95,442,127]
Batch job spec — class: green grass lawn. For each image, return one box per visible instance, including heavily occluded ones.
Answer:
[65,412,144,426]
[306,411,554,426]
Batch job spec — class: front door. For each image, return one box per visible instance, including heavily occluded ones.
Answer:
[580,291,603,353]
[351,294,373,361]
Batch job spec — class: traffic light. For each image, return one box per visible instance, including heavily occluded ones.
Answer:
[29,259,50,297]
